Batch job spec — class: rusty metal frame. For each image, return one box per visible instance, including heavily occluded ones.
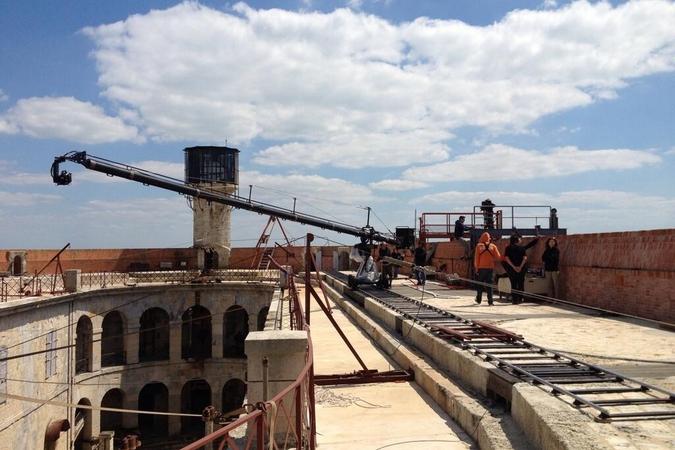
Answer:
[302,234,411,385]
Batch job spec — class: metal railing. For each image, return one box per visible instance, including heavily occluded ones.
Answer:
[469,204,554,229]
[181,259,316,450]
[420,205,557,242]
[0,273,65,301]
[0,269,281,302]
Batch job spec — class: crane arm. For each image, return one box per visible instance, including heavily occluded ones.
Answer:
[51,151,398,244]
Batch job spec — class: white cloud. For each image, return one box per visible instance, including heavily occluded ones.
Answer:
[542,0,558,9]
[79,1,675,168]
[0,163,51,186]
[240,170,379,225]
[403,144,660,182]
[0,89,8,102]
[665,147,675,156]
[77,196,187,223]
[369,179,429,191]
[253,130,450,168]
[0,190,61,207]
[0,97,142,144]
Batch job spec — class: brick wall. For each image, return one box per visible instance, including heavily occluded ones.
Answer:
[4,228,673,322]
[426,229,674,323]
[550,229,675,323]
[2,248,200,273]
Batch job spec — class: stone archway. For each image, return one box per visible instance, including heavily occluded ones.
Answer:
[100,388,124,433]
[181,305,212,360]
[74,398,92,450]
[139,308,170,362]
[75,316,92,374]
[257,306,269,331]
[138,383,168,438]
[223,306,248,358]
[101,311,125,366]
[222,379,247,419]
[180,379,211,435]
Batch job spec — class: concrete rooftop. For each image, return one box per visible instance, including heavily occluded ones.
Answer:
[304,286,476,449]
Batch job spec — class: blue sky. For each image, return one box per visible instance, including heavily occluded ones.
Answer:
[0,0,674,248]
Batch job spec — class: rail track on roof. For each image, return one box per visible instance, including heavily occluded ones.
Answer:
[325,271,675,422]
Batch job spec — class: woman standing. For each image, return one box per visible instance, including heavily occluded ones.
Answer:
[504,234,539,304]
[542,238,560,298]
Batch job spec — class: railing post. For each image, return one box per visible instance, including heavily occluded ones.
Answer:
[295,385,302,446]
[203,406,217,450]
[262,357,269,401]
[309,362,316,449]
[256,415,264,450]
[305,233,314,325]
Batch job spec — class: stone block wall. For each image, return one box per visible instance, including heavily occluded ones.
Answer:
[422,229,675,323]
[548,229,675,323]
[0,282,275,449]
[2,248,199,274]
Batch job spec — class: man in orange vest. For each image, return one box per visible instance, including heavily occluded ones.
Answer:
[473,232,502,305]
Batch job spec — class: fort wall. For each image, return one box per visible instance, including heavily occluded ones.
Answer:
[2,228,673,322]
[0,283,274,449]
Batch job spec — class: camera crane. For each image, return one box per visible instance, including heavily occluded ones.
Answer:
[51,151,398,245]
[51,151,414,387]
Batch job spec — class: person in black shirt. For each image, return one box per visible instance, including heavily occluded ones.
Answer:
[391,247,403,279]
[504,234,539,304]
[414,243,427,286]
[541,238,560,298]
[454,216,470,239]
[378,243,392,284]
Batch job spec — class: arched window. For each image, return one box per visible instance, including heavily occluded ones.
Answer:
[222,379,247,419]
[74,398,92,450]
[223,306,248,358]
[181,305,212,360]
[100,389,124,433]
[139,308,170,362]
[75,316,92,374]
[257,306,269,331]
[180,379,211,435]
[101,311,125,366]
[138,383,168,438]
[12,255,23,275]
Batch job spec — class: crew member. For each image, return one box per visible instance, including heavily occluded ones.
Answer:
[504,234,539,304]
[454,216,471,239]
[542,237,561,298]
[473,232,502,305]
[414,242,427,286]
[391,247,403,279]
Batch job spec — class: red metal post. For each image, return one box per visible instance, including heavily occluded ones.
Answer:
[294,386,302,446]
[256,415,264,450]
[305,233,313,325]
[308,284,368,371]
[309,362,317,450]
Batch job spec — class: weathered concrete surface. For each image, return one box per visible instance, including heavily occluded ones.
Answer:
[306,286,477,450]
[393,279,675,450]
[512,384,613,450]
[313,282,533,450]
